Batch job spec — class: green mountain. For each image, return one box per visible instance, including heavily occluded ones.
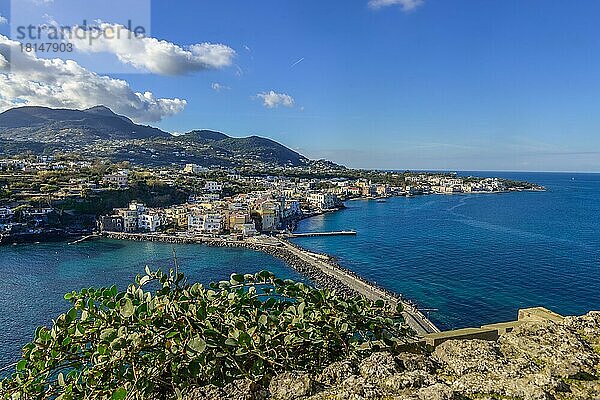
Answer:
[0,106,170,142]
[176,130,309,166]
[0,107,333,168]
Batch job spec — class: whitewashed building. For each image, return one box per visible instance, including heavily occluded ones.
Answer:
[307,193,338,210]
[102,171,129,187]
[138,211,162,232]
[204,181,223,192]
[184,164,208,174]
[188,213,223,234]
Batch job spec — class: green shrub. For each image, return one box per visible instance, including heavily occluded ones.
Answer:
[0,269,412,399]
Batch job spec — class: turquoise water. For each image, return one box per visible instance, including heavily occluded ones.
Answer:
[0,240,299,367]
[292,172,600,331]
[1,172,599,367]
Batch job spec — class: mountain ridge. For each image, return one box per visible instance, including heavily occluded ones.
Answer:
[0,106,170,141]
[176,130,309,166]
[0,106,331,168]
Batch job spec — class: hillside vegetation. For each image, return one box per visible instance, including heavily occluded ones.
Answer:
[0,106,329,168]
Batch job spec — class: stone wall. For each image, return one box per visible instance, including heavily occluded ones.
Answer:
[422,307,563,347]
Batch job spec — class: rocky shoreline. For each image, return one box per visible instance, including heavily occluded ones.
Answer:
[185,311,600,400]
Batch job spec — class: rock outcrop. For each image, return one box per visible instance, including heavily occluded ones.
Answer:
[186,312,600,400]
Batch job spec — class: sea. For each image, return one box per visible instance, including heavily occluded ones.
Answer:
[0,171,599,367]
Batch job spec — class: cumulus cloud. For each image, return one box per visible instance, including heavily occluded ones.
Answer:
[68,23,236,75]
[211,82,230,92]
[368,0,424,11]
[256,91,295,109]
[0,35,186,122]
[0,15,7,25]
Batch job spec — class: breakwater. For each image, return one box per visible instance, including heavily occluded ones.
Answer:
[278,238,440,335]
[101,232,440,335]
[102,232,359,298]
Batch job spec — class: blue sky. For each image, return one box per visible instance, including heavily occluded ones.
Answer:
[1,0,600,172]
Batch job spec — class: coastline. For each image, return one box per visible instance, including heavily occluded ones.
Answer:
[0,189,550,336]
[0,187,544,246]
[346,187,546,201]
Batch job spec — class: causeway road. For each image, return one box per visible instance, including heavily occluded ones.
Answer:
[276,239,440,336]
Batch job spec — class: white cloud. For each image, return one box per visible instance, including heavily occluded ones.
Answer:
[0,35,186,122]
[0,15,7,25]
[211,82,230,92]
[256,91,295,109]
[368,0,424,11]
[68,23,236,75]
[28,0,54,4]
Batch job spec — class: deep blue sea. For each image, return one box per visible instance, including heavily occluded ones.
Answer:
[0,172,599,367]
[293,172,600,330]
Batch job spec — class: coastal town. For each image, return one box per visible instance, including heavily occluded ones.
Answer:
[0,154,544,242]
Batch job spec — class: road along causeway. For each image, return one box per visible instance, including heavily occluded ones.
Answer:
[275,238,440,336]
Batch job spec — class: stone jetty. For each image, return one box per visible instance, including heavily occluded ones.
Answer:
[101,232,439,335]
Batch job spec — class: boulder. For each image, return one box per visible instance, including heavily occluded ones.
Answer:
[358,352,398,380]
[317,360,355,386]
[269,372,314,400]
[396,353,438,374]
[334,375,384,400]
[433,339,505,376]
[224,379,270,400]
[416,383,456,400]
[380,370,437,392]
[450,372,559,400]
[563,311,600,348]
[499,319,600,379]
[186,379,268,400]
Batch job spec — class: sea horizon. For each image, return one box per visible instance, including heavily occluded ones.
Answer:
[387,169,600,175]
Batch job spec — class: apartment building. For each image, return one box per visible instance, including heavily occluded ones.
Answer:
[307,193,338,210]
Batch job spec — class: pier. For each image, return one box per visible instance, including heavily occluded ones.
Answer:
[288,230,357,238]
[68,234,99,245]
